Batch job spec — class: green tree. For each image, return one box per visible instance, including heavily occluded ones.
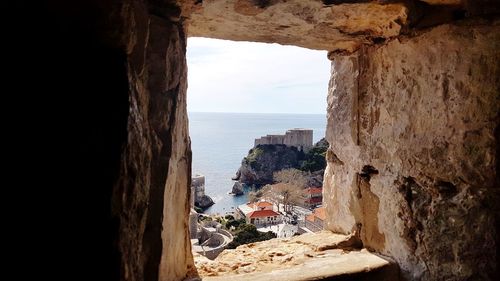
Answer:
[300,139,328,172]
[226,223,276,249]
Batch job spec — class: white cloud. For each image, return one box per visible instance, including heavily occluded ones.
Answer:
[187,37,331,114]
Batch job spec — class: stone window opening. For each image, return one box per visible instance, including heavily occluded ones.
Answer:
[184,36,399,280]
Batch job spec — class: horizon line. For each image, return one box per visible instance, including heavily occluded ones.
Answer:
[188,111,326,115]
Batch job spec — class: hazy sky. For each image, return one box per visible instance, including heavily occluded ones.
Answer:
[186,37,331,114]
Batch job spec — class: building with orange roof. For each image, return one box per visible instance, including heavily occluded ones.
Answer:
[237,200,282,226]
[247,201,274,210]
[247,209,281,225]
[305,206,325,232]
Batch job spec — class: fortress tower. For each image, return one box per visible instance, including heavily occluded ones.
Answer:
[254,128,313,151]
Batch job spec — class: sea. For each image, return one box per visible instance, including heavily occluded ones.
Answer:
[188,112,327,215]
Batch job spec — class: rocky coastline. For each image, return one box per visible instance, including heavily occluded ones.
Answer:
[233,138,328,188]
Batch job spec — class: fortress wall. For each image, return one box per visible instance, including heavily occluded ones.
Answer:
[255,137,266,146]
[284,129,313,149]
[254,129,313,148]
[191,175,205,188]
[267,135,285,145]
[191,175,205,201]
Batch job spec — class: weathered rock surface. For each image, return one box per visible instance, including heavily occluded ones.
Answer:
[196,194,215,209]
[194,231,398,280]
[230,181,244,196]
[419,0,462,4]
[324,20,500,280]
[113,1,197,281]
[185,0,409,53]
[235,144,303,185]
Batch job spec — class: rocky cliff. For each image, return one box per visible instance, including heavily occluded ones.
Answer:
[195,195,214,209]
[234,139,328,186]
[235,144,302,185]
[231,181,244,196]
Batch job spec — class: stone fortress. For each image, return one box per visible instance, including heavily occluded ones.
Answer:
[254,128,313,152]
[191,174,205,205]
[189,174,233,260]
[190,174,214,209]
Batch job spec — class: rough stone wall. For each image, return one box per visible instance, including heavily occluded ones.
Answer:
[192,174,205,188]
[324,21,500,280]
[255,135,284,146]
[254,137,267,146]
[12,1,197,280]
[269,135,286,145]
[186,0,409,53]
[112,1,196,281]
[192,175,205,201]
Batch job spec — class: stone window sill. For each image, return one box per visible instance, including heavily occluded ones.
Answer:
[190,231,398,281]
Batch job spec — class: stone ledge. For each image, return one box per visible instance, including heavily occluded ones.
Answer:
[186,0,408,52]
[192,231,399,280]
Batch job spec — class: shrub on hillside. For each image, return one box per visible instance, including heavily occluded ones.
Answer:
[226,223,276,249]
[300,139,328,172]
[225,218,246,229]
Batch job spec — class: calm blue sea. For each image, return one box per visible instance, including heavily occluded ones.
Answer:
[188,112,327,215]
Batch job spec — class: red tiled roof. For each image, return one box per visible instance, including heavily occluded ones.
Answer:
[247,201,273,209]
[248,209,280,218]
[305,187,323,195]
[256,201,273,207]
